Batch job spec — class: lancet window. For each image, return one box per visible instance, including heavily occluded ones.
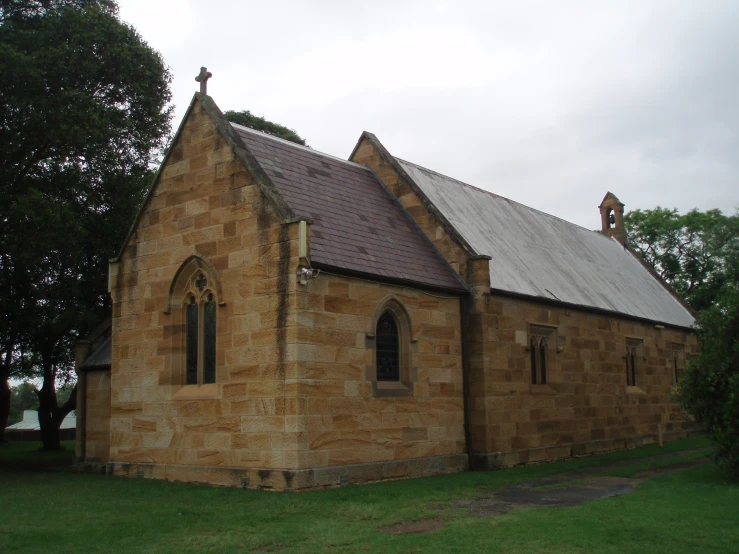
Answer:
[182,271,218,385]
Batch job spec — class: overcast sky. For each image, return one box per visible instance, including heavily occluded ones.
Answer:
[118,0,737,229]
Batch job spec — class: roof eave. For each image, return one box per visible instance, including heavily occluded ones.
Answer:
[312,261,467,295]
[489,287,695,332]
[624,244,697,318]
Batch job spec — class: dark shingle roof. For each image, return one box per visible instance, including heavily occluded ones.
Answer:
[232,125,465,292]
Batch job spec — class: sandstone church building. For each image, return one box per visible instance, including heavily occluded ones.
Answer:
[75,79,698,490]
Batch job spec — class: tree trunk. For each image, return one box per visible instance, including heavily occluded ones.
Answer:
[0,377,10,444]
[37,375,61,450]
[37,380,77,451]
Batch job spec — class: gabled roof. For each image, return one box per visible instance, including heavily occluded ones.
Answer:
[113,93,465,292]
[232,125,466,292]
[394,158,695,329]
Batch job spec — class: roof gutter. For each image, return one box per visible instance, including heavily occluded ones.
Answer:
[489,287,695,332]
[311,262,466,296]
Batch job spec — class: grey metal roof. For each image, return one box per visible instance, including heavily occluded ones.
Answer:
[81,337,111,369]
[397,159,695,328]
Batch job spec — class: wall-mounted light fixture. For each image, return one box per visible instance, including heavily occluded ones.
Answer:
[297,267,320,286]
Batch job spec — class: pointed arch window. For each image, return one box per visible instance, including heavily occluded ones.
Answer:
[528,325,556,385]
[376,311,400,381]
[166,256,223,391]
[625,339,642,387]
[182,274,217,385]
[672,343,684,385]
[367,297,416,398]
[529,335,548,385]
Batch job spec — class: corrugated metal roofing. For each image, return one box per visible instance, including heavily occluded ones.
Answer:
[232,125,466,292]
[6,410,76,430]
[81,337,111,369]
[398,159,695,328]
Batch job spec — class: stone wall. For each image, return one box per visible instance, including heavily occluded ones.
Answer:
[107,98,301,482]
[84,369,111,463]
[473,294,699,467]
[292,271,467,487]
[351,132,698,468]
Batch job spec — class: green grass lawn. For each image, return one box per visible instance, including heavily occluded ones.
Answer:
[1,435,737,553]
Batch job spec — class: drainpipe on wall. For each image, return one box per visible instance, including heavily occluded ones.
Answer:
[459,294,475,470]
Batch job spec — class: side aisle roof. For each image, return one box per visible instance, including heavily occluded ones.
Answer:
[232,124,466,292]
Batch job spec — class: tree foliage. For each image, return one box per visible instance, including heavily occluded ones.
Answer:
[224,110,307,146]
[676,285,739,480]
[7,381,38,425]
[625,207,739,312]
[0,0,172,447]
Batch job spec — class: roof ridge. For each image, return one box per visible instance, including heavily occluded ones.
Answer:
[396,157,602,236]
[230,122,370,171]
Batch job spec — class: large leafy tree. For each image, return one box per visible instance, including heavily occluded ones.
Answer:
[0,0,172,447]
[676,285,739,480]
[625,208,739,312]
[224,110,308,146]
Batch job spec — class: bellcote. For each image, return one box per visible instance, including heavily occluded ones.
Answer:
[599,192,626,246]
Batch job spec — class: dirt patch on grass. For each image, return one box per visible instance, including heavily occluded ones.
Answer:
[380,518,444,535]
[432,453,709,519]
[634,459,708,479]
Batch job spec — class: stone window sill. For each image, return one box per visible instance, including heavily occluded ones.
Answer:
[172,384,219,400]
[373,380,412,398]
[626,385,645,395]
[530,384,557,395]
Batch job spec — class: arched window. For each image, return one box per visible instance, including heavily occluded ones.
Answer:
[529,334,548,385]
[539,336,548,384]
[376,311,400,381]
[183,273,217,385]
[167,256,223,388]
[672,344,684,385]
[625,339,642,387]
[367,297,415,397]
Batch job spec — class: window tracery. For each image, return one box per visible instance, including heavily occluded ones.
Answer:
[181,272,217,385]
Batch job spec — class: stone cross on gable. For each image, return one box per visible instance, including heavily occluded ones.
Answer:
[195,67,212,94]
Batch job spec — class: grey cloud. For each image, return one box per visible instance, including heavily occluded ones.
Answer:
[119,0,738,228]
